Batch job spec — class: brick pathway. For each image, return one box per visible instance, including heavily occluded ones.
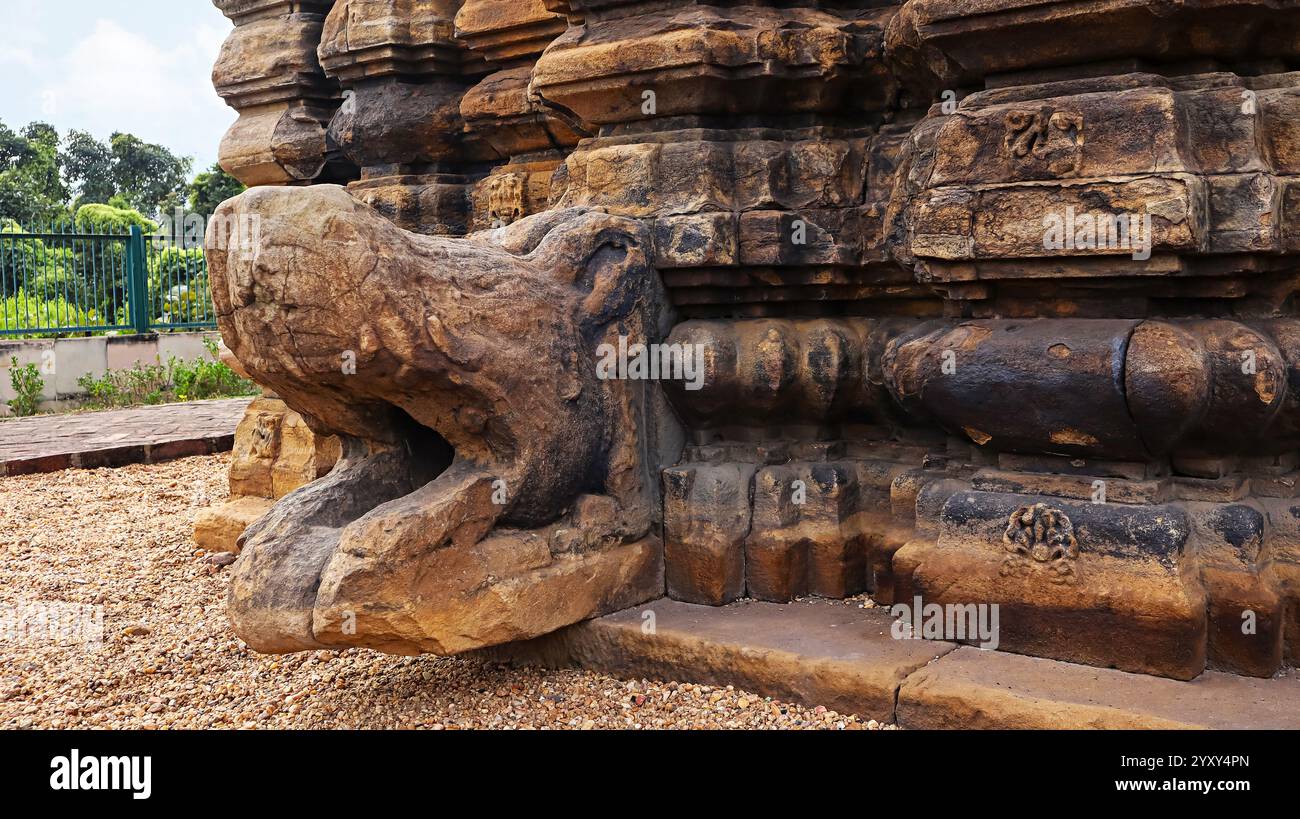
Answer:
[0,398,252,477]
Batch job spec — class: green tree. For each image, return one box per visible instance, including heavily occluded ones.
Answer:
[2,121,205,225]
[186,163,245,218]
[108,133,192,218]
[61,129,116,207]
[0,120,70,225]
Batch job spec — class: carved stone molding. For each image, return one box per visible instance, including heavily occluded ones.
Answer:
[1001,503,1081,584]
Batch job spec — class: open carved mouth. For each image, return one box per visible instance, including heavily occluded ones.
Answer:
[229,407,465,655]
[390,409,457,492]
[210,185,673,656]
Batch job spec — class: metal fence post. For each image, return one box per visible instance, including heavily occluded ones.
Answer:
[127,225,150,335]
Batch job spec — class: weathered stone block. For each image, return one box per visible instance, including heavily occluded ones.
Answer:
[213,3,346,185]
[209,185,679,654]
[897,491,1208,679]
[228,397,339,500]
[194,497,275,555]
[454,0,566,66]
[746,462,872,602]
[318,0,468,81]
[534,4,900,125]
[206,0,1300,685]
[663,463,754,605]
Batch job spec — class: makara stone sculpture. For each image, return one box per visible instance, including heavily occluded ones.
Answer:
[205,0,1300,681]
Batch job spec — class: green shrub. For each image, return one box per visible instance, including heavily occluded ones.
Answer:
[74,202,157,233]
[171,338,256,401]
[76,337,256,409]
[77,359,170,408]
[1,290,99,337]
[1,222,78,300]
[147,245,206,277]
[28,263,79,301]
[148,246,210,324]
[7,356,44,417]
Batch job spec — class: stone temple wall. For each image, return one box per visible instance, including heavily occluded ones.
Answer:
[206,0,1300,681]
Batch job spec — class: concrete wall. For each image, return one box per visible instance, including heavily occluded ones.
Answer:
[0,332,221,416]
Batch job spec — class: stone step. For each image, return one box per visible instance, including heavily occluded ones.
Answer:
[896,487,1300,680]
[900,647,1300,730]
[489,598,1300,729]
[489,598,954,723]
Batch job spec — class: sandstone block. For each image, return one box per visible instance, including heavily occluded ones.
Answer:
[208,185,679,654]
[193,497,276,554]
[897,646,1300,730]
[663,462,754,605]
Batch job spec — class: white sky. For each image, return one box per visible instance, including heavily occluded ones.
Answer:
[0,0,235,173]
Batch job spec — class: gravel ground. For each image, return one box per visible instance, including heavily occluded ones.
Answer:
[0,455,889,730]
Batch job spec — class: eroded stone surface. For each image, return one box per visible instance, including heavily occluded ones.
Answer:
[898,647,1300,730]
[208,185,679,653]
[489,599,956,723]
[193,396,341,553]
[213,0,352,185]
[206,0,1300,684]
[194,496,275,555]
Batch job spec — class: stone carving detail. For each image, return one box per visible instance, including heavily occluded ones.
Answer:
[205,0,1300,682]
[193,395,340,554]
[1001,504,1081,584]
[212,0,354,186]
[250,413,280,459]
[1002,108,1084,174]
[208,186,677,654]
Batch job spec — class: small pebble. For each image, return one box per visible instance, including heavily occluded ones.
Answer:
[0,453,896,730]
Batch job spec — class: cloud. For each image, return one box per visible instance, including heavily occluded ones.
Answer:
[44,20,204,121]
[193,22,228,64]
[0,1,47,71]
[35,19,234,168]
[0,45,38,70]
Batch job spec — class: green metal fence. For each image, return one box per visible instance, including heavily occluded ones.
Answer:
[0,219,216,338]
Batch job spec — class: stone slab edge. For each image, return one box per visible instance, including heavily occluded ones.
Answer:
[1,433,236,477]
[488,599,1300,729]
[485,599,957,723]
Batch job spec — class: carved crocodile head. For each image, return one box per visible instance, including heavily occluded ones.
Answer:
[207,185,680,655]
